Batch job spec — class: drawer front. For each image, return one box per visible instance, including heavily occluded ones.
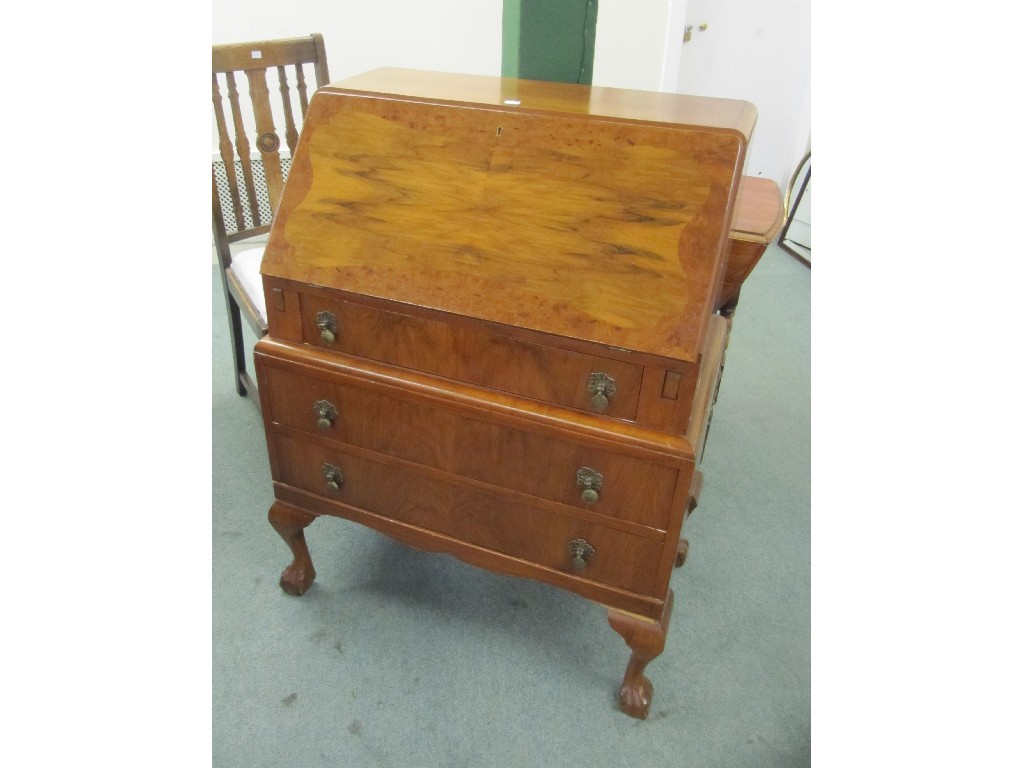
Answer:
[297,292,643,420]
[273,433,664,597]
[263,363,678,531]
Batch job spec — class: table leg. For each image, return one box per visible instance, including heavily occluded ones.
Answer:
[268,501,318,596]
[606,589,674,719]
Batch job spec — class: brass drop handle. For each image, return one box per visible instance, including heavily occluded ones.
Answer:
[568,538,595,573]
[576,467,604,504]
[314,400,338,431]
[322,463,344,491]
[316,311,338,345]
[587,372,617,412]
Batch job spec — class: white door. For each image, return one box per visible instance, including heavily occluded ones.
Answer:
[667,0,810,191]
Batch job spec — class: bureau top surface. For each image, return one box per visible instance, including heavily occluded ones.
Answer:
[262,68,755,362]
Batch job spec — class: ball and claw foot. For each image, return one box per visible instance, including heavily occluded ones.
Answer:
[607,590,674,719]
[279,561,316,596]
[268,502,318,597]
[618,675,655,719]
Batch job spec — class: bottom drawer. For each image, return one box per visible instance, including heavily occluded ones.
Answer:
[273,433,666,597]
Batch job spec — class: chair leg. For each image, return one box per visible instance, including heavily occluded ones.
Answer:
[224,294,249,397]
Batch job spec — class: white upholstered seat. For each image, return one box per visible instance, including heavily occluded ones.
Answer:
[229,246,267,323]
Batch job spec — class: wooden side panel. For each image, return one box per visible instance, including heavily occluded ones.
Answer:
[635,363,700,434]
[263,279,303,342]
[719,177,783,310]
[686,315,729,461]
[729,176,783,241]
[719,239,769,312]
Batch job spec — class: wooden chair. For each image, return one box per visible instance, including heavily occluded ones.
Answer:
[212,34,330,399]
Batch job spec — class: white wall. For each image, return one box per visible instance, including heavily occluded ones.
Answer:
[591,0,673,91]
[213,0,809,191]
[213,0,504,83]
[593,0,811,192]
[212,1,504,159]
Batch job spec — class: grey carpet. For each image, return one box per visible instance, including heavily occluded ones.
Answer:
[212,242,810,767]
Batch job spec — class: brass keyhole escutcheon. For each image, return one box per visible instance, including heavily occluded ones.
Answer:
[587,372,617,413]
[316,311,338,345]
[322,463,344,491]
[314,400,338,431]
[568,538,595,573]
[576,467,604,504]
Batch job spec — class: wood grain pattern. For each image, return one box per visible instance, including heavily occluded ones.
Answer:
[730,176,783,241]
[272,432,667,597]
[295,291,644,421]
[260,355,679,531]
[255,337,693,461]
[244,67,284,206]
[719,176,784,310]
[719,239,770,314]
[262,70,753,362]
[273,486,666,618]
[329,68,757,136]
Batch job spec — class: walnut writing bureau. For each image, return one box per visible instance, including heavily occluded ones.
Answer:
[253,68,756,718]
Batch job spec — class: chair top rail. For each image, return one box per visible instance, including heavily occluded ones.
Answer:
[213,35,324,74]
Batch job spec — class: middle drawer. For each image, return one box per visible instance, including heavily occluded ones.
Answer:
[261,361,678,532]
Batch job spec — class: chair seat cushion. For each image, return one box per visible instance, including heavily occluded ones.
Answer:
[232,246,267,322]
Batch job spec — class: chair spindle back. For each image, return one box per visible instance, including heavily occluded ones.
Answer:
[212,34,330,240]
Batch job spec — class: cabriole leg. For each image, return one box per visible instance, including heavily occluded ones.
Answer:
[606,590,674,719]
[268,501,318,596]
[675,538,689,568]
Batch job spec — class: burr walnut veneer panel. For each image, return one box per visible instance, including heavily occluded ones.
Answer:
[261,69,752,363]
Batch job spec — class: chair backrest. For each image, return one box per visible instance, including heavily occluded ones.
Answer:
[212,34,330,243]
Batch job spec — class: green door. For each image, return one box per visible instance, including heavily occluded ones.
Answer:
[502,0,598,85]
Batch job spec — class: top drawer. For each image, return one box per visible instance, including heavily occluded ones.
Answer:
[297,292,644,421]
